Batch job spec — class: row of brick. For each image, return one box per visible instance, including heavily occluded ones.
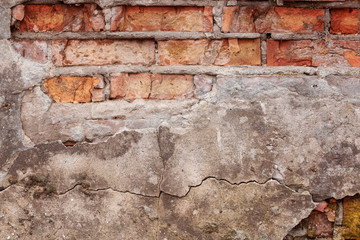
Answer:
[11,4,360,34]
[43,74,211,103]
[14,39,360,67]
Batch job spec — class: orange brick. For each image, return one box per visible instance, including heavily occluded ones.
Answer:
[52,40,155,66]
[215,39,261,66]
[222,6,324,33]
[158,39,208,65]
[150,75,194,100]
[332,40,360,67]
[110,6,212,32]
[110,73,152,99]
[158,39,261,66]
[110,73,194,100]
[331,8,359,34]
[267,40,325,66]
[307,211,334,238]
[267,39,360,67]
[16,4,105,32]
[13,40,48,63]
[44,76,103,103]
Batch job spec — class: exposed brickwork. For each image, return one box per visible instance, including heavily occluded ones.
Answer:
[331,8,360,34]
[110,73,194,100]
[110,6,213,32]
[52,40,155,66]
[13,40,47,63]
[222,7,325,33]
[267,40,360,67]
[44,76,104,103]
[7,2,360,99]
[285,199,338,239]
[14,4,105,32]
[158,39,261,66]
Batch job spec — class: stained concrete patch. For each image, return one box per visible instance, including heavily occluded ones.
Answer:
[4,130,163,196]
[0,179,315,240]
[158,179,315,240]
[0,39,48,167]
[160,101,279,196]
[0,185,158,239]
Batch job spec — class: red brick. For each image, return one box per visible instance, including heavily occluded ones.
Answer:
[222,6,324,33]
[158,39,208,65]
[344,51,360,66]
[110,73,194,100]
[16,4,105,32]
[315,201,328,212]
[13,40,48,63]
[110,73,152,99]
[52,40,155,66]
[267,40,323,66]
[158,39,261,66]
[150,74,194,100]
[267,39,360,67]
[111,6,213,32]
[44,76,104,103]
[331,8,359,34]
[307,211,333,238]
[331,40,360,67]
[11,4,25,25]
[215,39,261,65]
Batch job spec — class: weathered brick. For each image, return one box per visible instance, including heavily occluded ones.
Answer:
[92,78,106,102]
[16,4,105,32]
[267,40,360,67]
[158,39,208,65]
[110,73,194,100]
[222,6,324,33]
[267,40,325,66]
[150,74,194,100]
[331,40,360,67]
[52,40,155,66]
[111,6,212,32]
[342,194,360,239]
[315,201,328,212]
[307,211,333,238]
[13,40,48,63]
[158,39,261,66]
[215,39,261,65]
[110,73,152,99]
[11,4,24,25]
[44,76,104,103]
[331,8,359,34]
[194,75,213,97]
[324,201,336,222]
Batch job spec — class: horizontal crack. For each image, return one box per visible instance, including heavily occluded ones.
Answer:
[53,175,301,200]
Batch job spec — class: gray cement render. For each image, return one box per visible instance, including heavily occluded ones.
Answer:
[1,0,360,239]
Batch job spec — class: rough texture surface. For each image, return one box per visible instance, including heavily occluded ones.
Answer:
[2,0,360,239]
[14,4,105,32]
[222,6,325,33]
[110,6,213,32]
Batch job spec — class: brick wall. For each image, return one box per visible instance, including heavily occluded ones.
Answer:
[10,0,360,103]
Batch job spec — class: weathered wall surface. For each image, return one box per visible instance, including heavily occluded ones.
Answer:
[1,0,360,239]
